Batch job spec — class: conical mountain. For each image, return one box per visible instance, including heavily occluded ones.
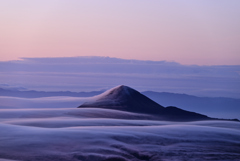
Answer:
[78,85,165,114]
[78,85,211,121]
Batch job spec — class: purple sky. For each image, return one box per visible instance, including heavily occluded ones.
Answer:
[1,0,240,65]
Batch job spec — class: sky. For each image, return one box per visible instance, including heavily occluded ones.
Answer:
[1,0,240,65]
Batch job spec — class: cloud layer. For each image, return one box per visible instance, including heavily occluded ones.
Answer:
[0,57,239,98]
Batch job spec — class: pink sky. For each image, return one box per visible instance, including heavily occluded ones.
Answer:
[1,0,240,65]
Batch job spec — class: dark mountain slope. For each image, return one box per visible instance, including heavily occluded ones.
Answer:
[79,85,165,114]
[143,91,240,120]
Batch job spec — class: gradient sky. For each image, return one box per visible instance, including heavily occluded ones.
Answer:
[1,0,240,65]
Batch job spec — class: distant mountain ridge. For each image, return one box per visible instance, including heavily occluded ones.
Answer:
[0,87,103,98]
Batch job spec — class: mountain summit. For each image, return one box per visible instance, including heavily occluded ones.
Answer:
[79,85,165,114]
[78,85,211,121]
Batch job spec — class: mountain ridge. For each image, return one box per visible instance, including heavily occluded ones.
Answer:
[79,85,165,114]
[78,85,214,121]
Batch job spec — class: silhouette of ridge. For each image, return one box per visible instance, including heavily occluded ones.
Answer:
[78,85,220,121]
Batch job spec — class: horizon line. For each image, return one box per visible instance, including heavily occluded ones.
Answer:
[1,56,240,66]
